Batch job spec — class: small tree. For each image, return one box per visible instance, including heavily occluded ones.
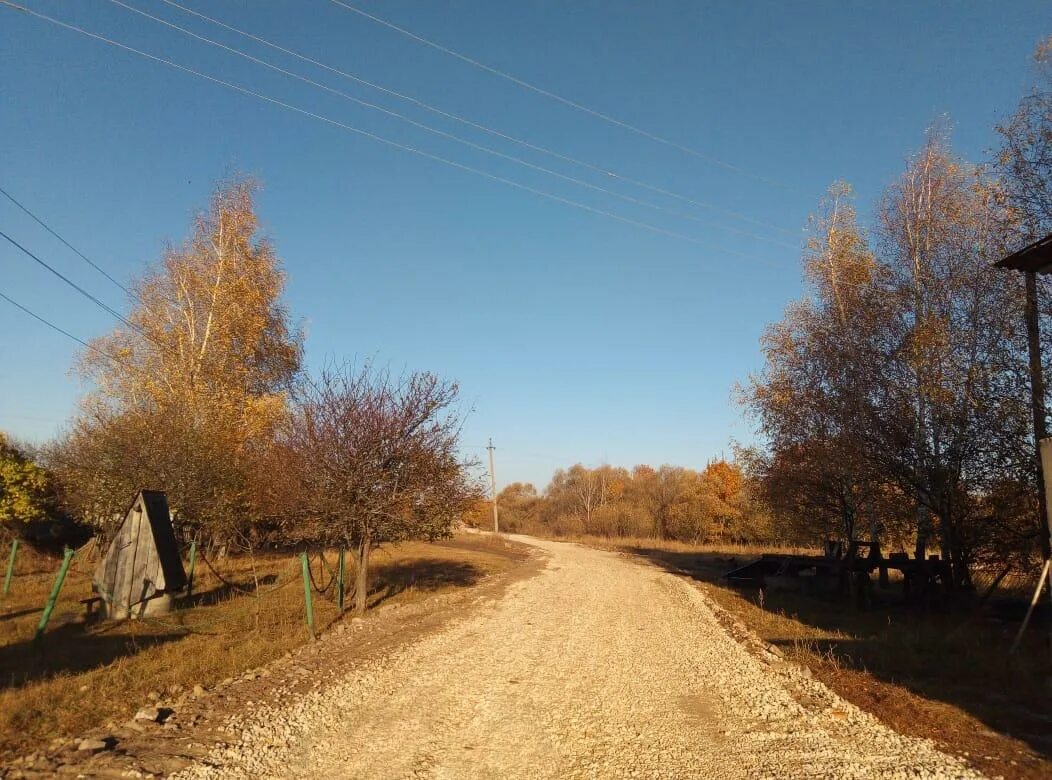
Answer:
[281,365,481,614]
[0,432,52,534]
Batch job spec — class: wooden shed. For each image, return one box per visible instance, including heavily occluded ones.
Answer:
[92,490,187,619]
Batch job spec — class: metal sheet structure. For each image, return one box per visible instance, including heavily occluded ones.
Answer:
[92,490,187,620]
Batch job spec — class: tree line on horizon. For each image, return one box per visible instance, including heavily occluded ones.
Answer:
[464,459,773,544]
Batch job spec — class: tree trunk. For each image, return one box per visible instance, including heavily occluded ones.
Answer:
[353,533,371,615]
[840,492,856,542]
[914,504,930,560]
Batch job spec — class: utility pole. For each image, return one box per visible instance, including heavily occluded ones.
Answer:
[1025,271,1052,561]
[995,238,1052,661]
[487,438,499,534]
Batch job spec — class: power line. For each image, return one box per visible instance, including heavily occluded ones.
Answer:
[326,0,793,191]
[107,0,794,250]
[0,228,156,342]
[5,3,764,258]
[0,225,169,354]
[0,288,129,368]
[0,185,137,300]
[158,0,795,238]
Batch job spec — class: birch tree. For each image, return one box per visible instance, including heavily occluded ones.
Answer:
[747,131,1032,586]
[744,182,889,547]
[865,128,1025,586]
[994,35,1052,239]
[54,179,302,542]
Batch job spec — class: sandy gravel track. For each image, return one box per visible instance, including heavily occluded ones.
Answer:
[175,537,980,779]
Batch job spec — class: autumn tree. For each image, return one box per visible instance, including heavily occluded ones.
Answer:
[492,483,541,533]
[699,460,748,542]
[52,179,302,544]
[863,128,1025,585]
[993,35,1052,239]
[746,128,1034,587]
[743,182,890,548]
[280,364,481,614]
[0,432,52,534]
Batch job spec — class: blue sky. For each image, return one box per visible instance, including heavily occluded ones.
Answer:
[1,1,1048,488]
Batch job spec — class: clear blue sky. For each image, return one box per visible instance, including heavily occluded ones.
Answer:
[1,1,1048,488]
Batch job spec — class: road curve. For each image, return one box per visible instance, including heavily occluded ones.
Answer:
[176,536,979,779]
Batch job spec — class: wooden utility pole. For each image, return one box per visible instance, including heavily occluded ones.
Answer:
[995,236,1052,659]
[1025,271,1052,560]
[487,438,499,533]
[1019,271,1052,660]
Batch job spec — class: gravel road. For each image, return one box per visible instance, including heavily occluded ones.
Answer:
[175,537,981,779]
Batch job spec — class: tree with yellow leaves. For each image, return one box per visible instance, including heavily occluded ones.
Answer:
[0,432,51,530]
[745,127,1034,588]
[53,179,302,544]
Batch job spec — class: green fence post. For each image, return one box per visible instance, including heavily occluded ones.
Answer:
[300,552,316,640]
[35,547,74,642]
[337,549,345,612]
[3,538,19,596]
[186,540,197,597]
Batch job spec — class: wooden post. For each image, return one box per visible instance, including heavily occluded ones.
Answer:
[1026,272,1052,560]
[487,439,499,533]
[337,549,346,612]
[2,538,19,596]
[186,540,197,597]
[300,552,316,640]
[1010,558,1051,655]
[34,547,74,642]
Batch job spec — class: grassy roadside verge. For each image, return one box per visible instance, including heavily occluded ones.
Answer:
[568,535,1051,780]
[0,533,527,760]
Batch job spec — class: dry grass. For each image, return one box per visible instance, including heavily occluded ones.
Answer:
[0,533,524,759]
[576,536,1052,780]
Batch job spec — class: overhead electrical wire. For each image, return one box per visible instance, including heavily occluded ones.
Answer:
[2,2,766,259]
[107,0,794,250]
[0,185,139,301]
[157,0,795,239]
[326,0,793,191]
[0,288,129,368]
[0,228,161,346]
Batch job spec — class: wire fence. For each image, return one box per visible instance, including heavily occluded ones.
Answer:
[2,534,1047,649]
[0,537,352,646]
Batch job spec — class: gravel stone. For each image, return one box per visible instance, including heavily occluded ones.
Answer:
[76,737,113,754]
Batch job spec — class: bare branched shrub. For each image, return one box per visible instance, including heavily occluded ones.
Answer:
[278,363,482,613]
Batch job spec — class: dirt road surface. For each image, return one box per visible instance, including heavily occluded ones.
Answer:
[175,537,979,779]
